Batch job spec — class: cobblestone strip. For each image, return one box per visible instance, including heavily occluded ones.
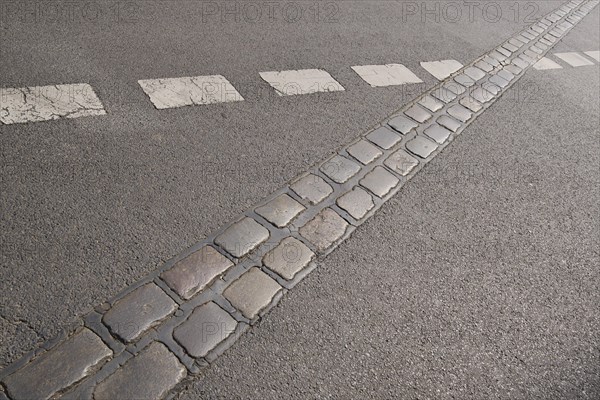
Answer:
[0,1,597,398]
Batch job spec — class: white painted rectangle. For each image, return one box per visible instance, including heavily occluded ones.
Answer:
[420,60,464,80]
[0,83,106,124]
[584,51,600,62]
[138,75,244,110]
[554,52,595,67]
[533,57,563,70]
[351,64,423,87]
[259,69,344,96]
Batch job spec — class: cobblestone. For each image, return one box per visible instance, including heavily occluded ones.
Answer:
[459,96,483,113]
[299,208,349,252]
[223,267,282,319]
[405,136,439,159]
[103,283,177,342]
[404,105,432,123]
[263,237,315,280]
[384,149,419,176]
[418,95,444,112]
[388,115,418,134]
[359,166,399,198]
[336,187,375,220]
[424,124,452,144]
[367,127,402,149]
[215,217,270,258]
[447,104,473,122]
[347,140,383,164]
[437,115,462,132]
[290,174,333,205]
[173,302,237,358]
[454,74,475,88]
[489,74,509,88]
[94,342,185,400]
[320,155,361,183]
[471,87,494,104]
[161,245,233,300]
[464,66,486,81]
[3,329,111,400]
[256,194,305,228]
[432,87,457,103]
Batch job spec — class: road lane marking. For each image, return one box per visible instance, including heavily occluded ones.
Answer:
[258,69,344,96]
[420,60,464,80]
[584,50,600,61]
[138,75,244,110]
[0,84,105,124]
[351,64,423,87]
[533,57,564,70]
[554,52,595,66]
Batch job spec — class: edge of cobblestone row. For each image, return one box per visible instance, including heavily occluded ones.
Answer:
[0,1,597,398]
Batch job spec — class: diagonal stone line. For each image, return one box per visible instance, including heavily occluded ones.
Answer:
[0,0,597,399]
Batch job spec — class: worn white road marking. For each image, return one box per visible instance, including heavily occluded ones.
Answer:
[351,64,423,87]
[584,50,600,61]
[420,60,464,80]
[259,69,344,96]
[533,57,564,70]
[0,84,105,124]
[138,75,244,110]
[554,52,595,66]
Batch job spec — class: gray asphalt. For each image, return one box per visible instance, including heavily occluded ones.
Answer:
[176,11,600,400]
[0,0,594,379]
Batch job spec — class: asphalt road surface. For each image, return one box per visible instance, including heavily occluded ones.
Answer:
[0,1,598,397]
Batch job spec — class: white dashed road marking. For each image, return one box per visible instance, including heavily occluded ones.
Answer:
[259,69,345,96]
[0,83,106,124]
[420,60,464,80]
[351,64,423,87]
[533,57,564,70]
[554,52,595,66]
[138,75,244,110]
[584,50,600,61]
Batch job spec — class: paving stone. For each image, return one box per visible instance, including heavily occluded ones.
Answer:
[535,42,548,51]
[405,136,439,159]
[489,74,509,88]
[444,81,466,95]
[516,34,530,44]
[3,329,111,400]
[431,87,457,103]
[497,69,515,82]
[475,60,493,72]
[215,217,270,258]
[522,50,538,60]
[94,342,185,400]
[521,31,536,40]
[505,64,523,75]
[388,115,419,134]
[544,34,557,43]
[256,194,305,228]
[299,208,349,252]
[423,124,453,144]
[496,47,512,57]
[290,174,333,205]
[502,42,519,52]
[519,54,536,66]
[454,74,475,88]
[173,302,237,358]
[483,83,501,96]
[509,38,524,48]
[459,96,483,113]
[549,29,563,38]
[161,245,233,300]
[367,127,402,149]
[320,155,361,183]
[384,149,419,176]
[418,95,443,112]
[489,50,507,62]
[223,267,282,319]
[336,187,375,220]
[447,104,473,122]
[483,55,500,67]
[404,105,432,123]
[359,166,399,198]
[347,140,383,165]
[437,115,462,132]
[103,283,177,342]
[471,87,494,104]
[263,237,314,280]
[529,45,544,54]
[539,38,553,47]
[465,67,486,82]
[511,57,528,69]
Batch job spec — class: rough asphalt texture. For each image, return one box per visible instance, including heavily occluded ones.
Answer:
[176,13,600,400]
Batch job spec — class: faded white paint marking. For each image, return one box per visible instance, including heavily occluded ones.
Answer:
[533,57,563,70]
[138,75,244,110]
[351,64,423,87]
[584,51,600,62]
[259,69,344,96]
[0,83,106,124]
[420,60,464,80]
[554,52,595,67]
